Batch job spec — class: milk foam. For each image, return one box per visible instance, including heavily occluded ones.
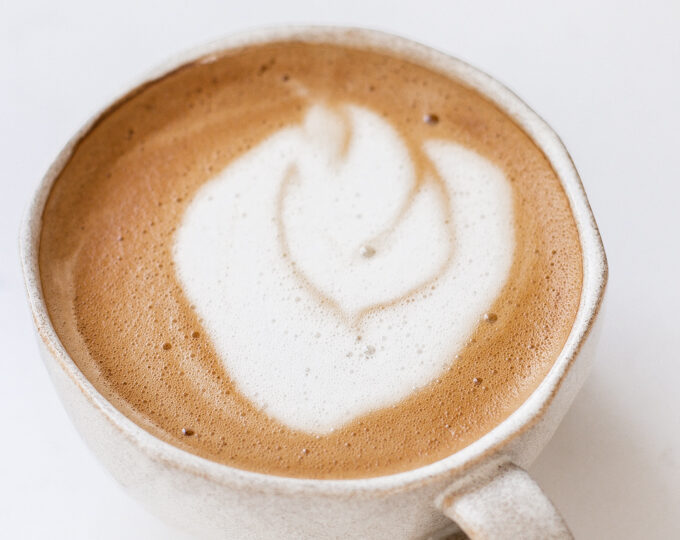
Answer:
[174,103,514,433]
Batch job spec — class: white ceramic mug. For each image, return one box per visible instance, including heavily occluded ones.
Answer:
[20,27,607,540]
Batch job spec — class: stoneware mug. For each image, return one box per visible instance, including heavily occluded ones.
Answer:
[20,26,608,540]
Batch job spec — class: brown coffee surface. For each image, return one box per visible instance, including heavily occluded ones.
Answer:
[39,41,582,479]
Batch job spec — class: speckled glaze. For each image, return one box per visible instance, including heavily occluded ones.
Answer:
[20,27,607,539]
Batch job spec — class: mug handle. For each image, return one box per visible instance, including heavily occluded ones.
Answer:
[436,459,573,539]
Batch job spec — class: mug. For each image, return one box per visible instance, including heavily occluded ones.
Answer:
[20,27,607,539]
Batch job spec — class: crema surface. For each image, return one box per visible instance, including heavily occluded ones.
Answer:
[39,41,582,479]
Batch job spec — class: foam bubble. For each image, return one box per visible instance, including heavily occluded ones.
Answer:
[174,103,514,433]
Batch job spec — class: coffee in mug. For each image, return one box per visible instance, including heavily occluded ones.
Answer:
[38,40,582,479]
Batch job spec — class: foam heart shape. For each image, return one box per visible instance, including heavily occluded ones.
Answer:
[174,103,514,433]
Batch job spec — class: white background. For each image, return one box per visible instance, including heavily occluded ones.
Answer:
[1,1,679,538]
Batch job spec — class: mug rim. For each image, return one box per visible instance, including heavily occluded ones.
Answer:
[20,25,607,498]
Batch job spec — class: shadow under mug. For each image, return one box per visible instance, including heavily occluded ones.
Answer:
[20,26,607,540]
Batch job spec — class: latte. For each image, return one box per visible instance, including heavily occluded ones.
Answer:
[39,40,582,478]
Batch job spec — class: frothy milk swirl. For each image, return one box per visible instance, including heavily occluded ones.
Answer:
[174,103,514,433]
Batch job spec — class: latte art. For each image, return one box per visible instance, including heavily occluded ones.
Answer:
[174,103,514,432]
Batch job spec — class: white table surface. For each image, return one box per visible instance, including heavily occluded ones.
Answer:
[2,1,679,538]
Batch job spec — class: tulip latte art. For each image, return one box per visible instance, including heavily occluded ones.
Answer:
[175,103,514,433]
[40,41,582,478]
